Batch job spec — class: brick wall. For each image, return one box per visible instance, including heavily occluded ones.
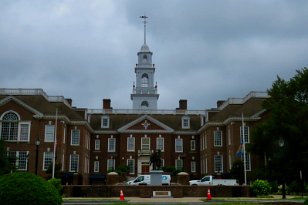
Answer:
[63,185,251,197]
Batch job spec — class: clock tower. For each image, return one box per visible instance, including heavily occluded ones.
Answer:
[131,16,159,110]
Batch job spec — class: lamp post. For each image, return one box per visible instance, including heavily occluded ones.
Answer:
[278,138,286,199]
[35,138,40,175]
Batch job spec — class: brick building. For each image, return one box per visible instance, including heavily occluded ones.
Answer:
[0,19,269,184]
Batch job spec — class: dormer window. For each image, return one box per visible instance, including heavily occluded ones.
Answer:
[182,116,190,129]
[101,115,110,128]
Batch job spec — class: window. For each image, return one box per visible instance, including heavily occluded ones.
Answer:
[240,126,250,144]
[191,161,196,173]
[94,161,99,173]
[175,137,183,152]
[156,137,164,152]
[107,159,115,171]
[7,151,29,171]
[214,155,223,173]
[19,123,30,141]
[141,137,150,151]
[182,116,190,129]
[1,112,30,142]
[71,129,80,145]
[141,101,149,108]
[108,137,116,152]
[175,159,183,170]
[190,140,196,151]
[241,152,251,171]
[101,116,109,128]
[70,154,79,172]
[127,159,135,174]
[45,125,55,142]
[95,140,100,151]
[141,73,149,87]
[127,136,135,152]
[142,55,148,63]
[1,112,18,141]
[43,151,53,171]
[214,130,222,147]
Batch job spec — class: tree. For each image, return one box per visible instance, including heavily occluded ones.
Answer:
[0,140,11,175]
[250,68,308,184]
[0,172,62,205]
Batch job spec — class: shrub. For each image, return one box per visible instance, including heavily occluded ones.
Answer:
[48,178,63,195]
[251,179,272,196]
[0,172,62,205]
[304,198,308,205]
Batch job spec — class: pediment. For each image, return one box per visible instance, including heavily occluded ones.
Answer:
[0,96,43,117]
[118,115,174,133]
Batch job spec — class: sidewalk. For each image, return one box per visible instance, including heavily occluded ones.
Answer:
[63,195,305,204]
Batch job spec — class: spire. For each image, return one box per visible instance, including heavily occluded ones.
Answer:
[140,15,148,45]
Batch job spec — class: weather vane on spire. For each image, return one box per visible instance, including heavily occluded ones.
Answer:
[140,15,148,45]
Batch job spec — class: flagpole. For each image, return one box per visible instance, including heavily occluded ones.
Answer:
[242,113,247,185]
[52,108,58,179]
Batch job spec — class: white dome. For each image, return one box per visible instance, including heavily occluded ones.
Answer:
[141,44,150,51]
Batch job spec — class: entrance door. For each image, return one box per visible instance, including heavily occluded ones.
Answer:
[141,162,150,174]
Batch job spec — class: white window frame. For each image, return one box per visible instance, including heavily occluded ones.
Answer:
[95,139,100,151]
[241,152,251,171]
[127,159,135,174]
[191,161,196,173]
[43,151,53,171]
[94,161,100,173]
[240,126,250,144]
[175,137,183,153]
[69,154,79,172]
[141,137,150,151]
[101,116,110,128]
[71,129,80,146]
[18,122,30,142]
[44,124,55,142]
[107,159,115,171]
[127,136,135,152]
[214,130,222,147]
[214,155,223,173]
[108,137,116,152]
[190,139,196,151]
[175,159,183,170]
[156,137,164,152]
[181,116,190,129]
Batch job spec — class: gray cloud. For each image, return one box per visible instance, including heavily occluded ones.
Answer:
[1,0,307,109]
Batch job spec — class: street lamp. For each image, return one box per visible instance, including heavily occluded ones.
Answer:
[35,138,40,175]
[278,137,286,199]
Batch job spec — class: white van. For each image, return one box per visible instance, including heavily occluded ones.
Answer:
[126,175,171,185]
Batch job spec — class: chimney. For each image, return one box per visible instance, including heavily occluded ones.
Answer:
[217,100,225,108]
[177,99,187,110]
[103,99,112,109]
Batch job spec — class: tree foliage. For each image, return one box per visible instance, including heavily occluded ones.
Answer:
[0,172,62,205]
[250,68,308,183]
[0,140,11,175]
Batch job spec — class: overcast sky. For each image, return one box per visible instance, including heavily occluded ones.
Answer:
[1,0,307,110]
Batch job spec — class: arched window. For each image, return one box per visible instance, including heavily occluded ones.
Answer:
[1,112,19,141]
[141,101,149,108]
[141,73,149,87]
[143,55,148,63]
[0,111,30,142]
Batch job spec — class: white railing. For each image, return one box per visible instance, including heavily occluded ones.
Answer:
[87,108,206,115]
[0,88,71,107]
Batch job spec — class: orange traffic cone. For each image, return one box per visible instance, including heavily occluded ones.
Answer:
[207,188,212,200]
[120,189,125,201]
